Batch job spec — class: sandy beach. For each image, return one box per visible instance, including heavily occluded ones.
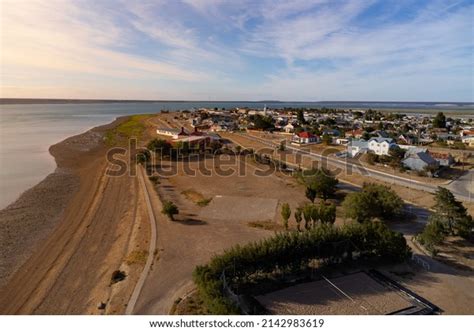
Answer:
[0,117,151,314]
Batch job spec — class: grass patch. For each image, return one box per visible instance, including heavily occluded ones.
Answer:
[104,114,152,146]
[197,198,212,207]
[181,189,204,202]
[171,291,209,315]
[181,189,211,206]
[125,250,148,265]
[247,220,284,231]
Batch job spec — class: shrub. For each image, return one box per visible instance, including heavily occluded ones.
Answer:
[193,222,410,314]
[342,183,403,222]
[162,200,179,221]
[418,219,445,255]
[281,203,291,230]
[147,138,172,155]
[298,168,338,200]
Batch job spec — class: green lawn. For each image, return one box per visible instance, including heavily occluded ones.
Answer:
[105,114,152,146]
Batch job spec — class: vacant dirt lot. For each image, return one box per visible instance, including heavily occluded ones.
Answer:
[200,195,278,222]
[133,155,312,314]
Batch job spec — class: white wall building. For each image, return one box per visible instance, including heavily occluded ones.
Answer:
[156,128,181,139]
[283,123,295,133]
[367,137,397,155]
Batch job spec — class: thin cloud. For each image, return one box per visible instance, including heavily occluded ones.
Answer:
[0,0,472,100]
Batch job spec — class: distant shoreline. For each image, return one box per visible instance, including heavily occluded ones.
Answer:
[1,98,473,116]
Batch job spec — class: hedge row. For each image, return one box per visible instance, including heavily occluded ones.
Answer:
[193,222,411,314]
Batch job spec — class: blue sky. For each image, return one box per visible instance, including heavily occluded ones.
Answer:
[1,0,473,101]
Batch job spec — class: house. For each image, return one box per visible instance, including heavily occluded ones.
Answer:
[347,139,368,157]
[292,131,319,144]
[461,136,474,147]
[345,128,364,139]
[367,137,397,156]
[172,135,211,151]
[430,152,455,167]
[374,130,390,138]
[398,134,415,145]
[460,129,474,137]
[335,138,350,145]
[211,123,228,132]
[190,117,201,127]
[402,149,439,172]
[322,129,341,136]
[283,123,295,133]
[156,127,183,139]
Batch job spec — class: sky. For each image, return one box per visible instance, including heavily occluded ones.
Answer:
[1,0,473,101]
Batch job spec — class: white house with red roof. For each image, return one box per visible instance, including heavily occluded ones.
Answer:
[292,131,319,145]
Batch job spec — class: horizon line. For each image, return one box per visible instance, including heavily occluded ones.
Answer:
[1,97,473,104]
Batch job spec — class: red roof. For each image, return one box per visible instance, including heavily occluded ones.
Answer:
[298,131,315,138]
[463,130,474,136]
[430,152,452,160]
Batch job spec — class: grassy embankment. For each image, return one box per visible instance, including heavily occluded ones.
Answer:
[104,114,152,146]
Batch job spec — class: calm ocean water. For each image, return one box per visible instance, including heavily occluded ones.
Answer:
[0,101,473,209]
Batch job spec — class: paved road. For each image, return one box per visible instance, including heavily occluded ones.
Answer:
[236,133,472,202]
[448,169,474,203]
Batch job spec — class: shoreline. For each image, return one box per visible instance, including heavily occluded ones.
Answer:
[0,117,127,287]
[0,115,153,315]
[1,99,473,116]
[0,114,154,314]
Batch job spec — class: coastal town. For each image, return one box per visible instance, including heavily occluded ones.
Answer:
[145,107,474,315]
[1,0,473,328]
[0,106,472,318]
[157,106,473,183]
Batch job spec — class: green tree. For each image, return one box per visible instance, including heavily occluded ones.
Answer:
[135,150,151,165]
[311,204,320,228]
[294,207,303,231]
[296,109,306,125]
[302,168,339,200]
[303,203,313,230]
[281,203,291,230]
[388,146,405,162]
[253,115,274,130]
[342,183,403,222]
[162,200,179,221]
[321,134,332,145]
[433,112,446,128]
[305,187,317,203]
[319,202,336,225]
[147,139,172,155]
[431,187,473,237]
[418,219,446,254]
